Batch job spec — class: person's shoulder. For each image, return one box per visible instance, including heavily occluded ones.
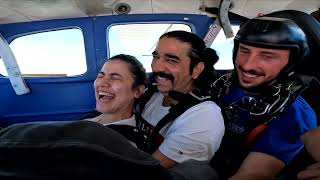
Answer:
[150,92,163,101]
[179,101,224,123]
[144,92,164,108]
[290,96,317,117]
[82,113,103,122]
[294,96,316,110]
[277,96,317,129]
[174,100,224,129]
[188,101,221,112]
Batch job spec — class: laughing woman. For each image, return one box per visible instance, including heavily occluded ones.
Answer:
[84,54,148,145]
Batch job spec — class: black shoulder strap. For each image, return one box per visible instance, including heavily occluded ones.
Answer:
[154,92,204,134]
[107,124,139,144]
[147,91,206,152]
[134,86,210,153]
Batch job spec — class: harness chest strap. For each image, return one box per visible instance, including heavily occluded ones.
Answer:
[135,85,208,153]
[210,73,309,146]
[243,76,308,146]
[244,123,268,146]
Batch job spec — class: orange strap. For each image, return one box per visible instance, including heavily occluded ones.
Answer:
[244,123,268,146]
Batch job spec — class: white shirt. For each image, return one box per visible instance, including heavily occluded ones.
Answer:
[86,114,136,126]
[142,92,225,163]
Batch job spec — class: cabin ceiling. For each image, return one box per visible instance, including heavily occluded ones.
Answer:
[0,0,319,24]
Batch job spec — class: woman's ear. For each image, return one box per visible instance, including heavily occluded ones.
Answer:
[192,62,205,79]
[134,85,146,98]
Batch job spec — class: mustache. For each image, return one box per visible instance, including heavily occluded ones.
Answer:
[238,66,264,76]
[154,72,174,82]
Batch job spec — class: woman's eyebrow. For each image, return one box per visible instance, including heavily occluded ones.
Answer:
[110,72,124,78]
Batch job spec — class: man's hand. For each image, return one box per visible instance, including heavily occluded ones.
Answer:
[152,149,177,168]
[298,127,320,180]
[229,152,284,180]
[298,162,320,180]
[301,127,320,161]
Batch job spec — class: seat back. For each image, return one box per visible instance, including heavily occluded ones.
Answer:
[0,121,171,180]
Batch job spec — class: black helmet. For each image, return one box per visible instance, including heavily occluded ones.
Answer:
[233,16,309,81]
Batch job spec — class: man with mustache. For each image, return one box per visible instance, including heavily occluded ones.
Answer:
[136,31,225,169]
[210,15,317,179]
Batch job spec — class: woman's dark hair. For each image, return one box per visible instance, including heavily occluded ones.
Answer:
[109,54,148,89]
[160,31,219,91]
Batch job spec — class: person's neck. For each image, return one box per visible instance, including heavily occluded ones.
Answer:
[98,112,132,124]
[162,95,178,107]
[161,87,195,107]
[243,89,261,96]
[240,77,279,96]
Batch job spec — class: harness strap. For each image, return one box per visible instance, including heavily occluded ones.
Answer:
[244,123,268,146]
[243,75,309,146]
[107,124,139,144]
[210,73,314,179]
[148,92,205,152]
[135,85,209,153]
[134,84,160,152]
[210,73,311,147]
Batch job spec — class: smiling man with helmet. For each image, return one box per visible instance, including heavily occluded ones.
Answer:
[210,15,317,179]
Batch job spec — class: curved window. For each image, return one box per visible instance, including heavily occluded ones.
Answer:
[0,28,86,77]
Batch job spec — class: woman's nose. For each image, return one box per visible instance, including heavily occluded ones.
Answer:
[96,77,111,88]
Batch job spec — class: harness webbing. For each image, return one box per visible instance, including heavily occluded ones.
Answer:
[244,76,309,146]
[150,92,206,151]
[211,73,310,146]
[107,124,139,144]
[244,123,268,146]
[135,85,208,153]
[210,73,312,179]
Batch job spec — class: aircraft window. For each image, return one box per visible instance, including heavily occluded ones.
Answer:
[0,28,86,77]
[211,25,240,70]
[108,23,191,72]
